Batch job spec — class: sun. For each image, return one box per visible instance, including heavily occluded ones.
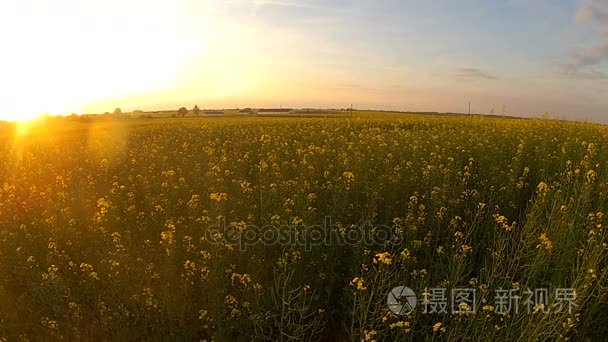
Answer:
[0,99,67,122]
[0,111,45,123]
[0,1,201,123]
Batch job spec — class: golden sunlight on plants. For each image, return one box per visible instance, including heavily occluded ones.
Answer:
[0,114,607,340]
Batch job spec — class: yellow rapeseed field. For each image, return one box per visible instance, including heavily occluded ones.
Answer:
[0,114,607,340]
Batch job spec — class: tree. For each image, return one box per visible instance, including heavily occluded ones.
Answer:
[177,107,188,117]
[193,105,200,116]
[113,108,123,115]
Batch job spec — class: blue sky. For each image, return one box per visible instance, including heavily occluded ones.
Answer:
[202,0,606,121]
[0,0,607,121]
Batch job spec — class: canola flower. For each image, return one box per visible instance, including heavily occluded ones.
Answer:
[537,233,554,251]
[350,277,367,291]
[362,329,378,342]
[389,321,412,333]
[537,181,549,193]
[433,322,446,333]
[372,252,392,266]
[209,192,228,202]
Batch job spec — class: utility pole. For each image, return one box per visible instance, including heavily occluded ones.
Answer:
[350,103,353,118]
[468,101,471,115]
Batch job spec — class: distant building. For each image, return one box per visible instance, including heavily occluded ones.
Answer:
[239,108,254,114]
[257,108,292,115]
[204,111,225,117]
[289,109,336,114]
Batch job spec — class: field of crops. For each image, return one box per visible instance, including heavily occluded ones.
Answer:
[0,114,607,340]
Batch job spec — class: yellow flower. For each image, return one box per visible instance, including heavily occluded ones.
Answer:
[362,329,377,342]
[533,303,545,313]
[373,252,392,266]
[350,277,367,291]
[389,321,411,331]
[586,170,597,183]
[537,232,554,251]
[187,194,201,208]
[343,171,355,182]
[45,319,59,330]
[460,244,473,254]
[537,182,549,193]
[162,169,176,177]
[198,309,209,321]
[42,264,59,281]
[184,260,196,271]
[493,214,515,232]
[563,317,576,330]
[231,273,252,287]
[259,133,272,143]
[433,322,445,333]
[209,192,228,202]
[458,302,472,311]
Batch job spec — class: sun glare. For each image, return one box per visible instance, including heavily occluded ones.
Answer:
[2,114,34,123]
[0,1,204,121]
[15,119,37,137]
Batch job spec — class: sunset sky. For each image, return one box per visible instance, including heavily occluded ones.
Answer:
[1,0,607,122]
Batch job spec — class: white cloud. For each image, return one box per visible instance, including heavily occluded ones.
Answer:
[564,1,608,80]
[575,0,608,31]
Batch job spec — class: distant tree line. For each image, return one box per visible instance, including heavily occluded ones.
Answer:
[172,105,201,118]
